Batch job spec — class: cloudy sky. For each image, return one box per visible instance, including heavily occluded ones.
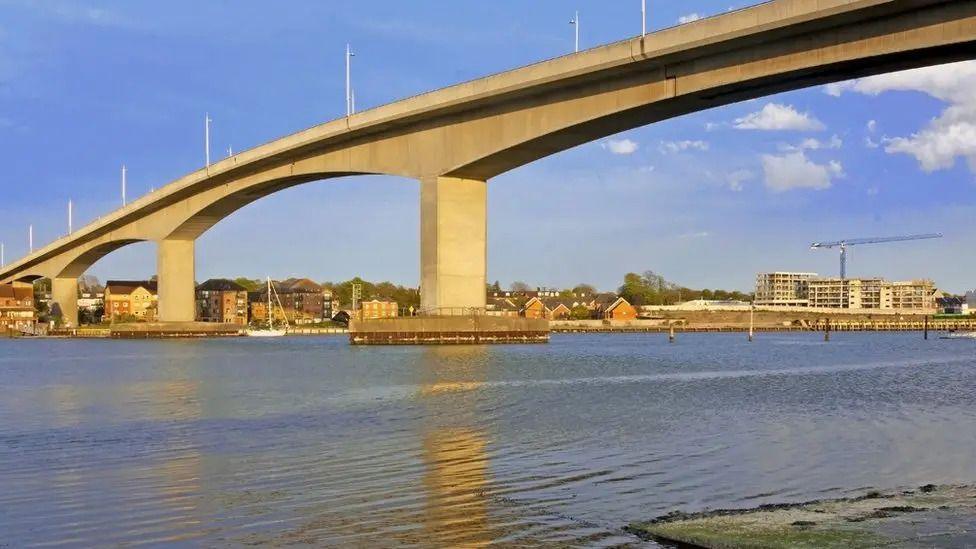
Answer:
[1,1,974,292]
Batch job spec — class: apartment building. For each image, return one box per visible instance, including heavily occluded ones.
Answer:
[0,283,36,332]
[104,281,158,321]
[196,279,249,325]
[807,278,934,311]
[890,280,936,311]
[249,279,335,324]
[754,272,817,306]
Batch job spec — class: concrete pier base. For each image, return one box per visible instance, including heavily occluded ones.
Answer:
[350,316,549,345]
[110,322,242,339]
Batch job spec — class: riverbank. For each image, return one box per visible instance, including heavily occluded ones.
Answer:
[627,484,976,548]
[551,315,976,333]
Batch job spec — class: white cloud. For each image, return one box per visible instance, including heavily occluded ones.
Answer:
[726,169,754,192]
[603,138,639,155]
[780,135,843,152]
[734,103,825,131]
[867,120,877,133]
[761,151,842,192]
[678,13,702,24]
[825,61,976,173]
[659,140,709,154]
[678,231,711,239]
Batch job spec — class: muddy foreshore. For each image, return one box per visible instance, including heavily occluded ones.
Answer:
[626,484,976,548]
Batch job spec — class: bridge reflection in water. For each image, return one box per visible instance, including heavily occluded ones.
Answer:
[417,347,491,547]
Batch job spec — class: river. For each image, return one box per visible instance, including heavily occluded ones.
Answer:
[1,333,974,546]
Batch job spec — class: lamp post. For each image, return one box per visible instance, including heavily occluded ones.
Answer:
[1,242,4,267]
[570,11,579,53]
[346,44,355,116]
[68,200,73,235]
[28,224,33,254]
[121,164,127,207]
[642,0,647,36]
[205,113,212,167]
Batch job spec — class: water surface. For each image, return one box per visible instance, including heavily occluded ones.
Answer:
[2,333,974,546]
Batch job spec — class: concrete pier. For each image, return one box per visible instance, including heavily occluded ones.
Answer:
[350,316,549,345]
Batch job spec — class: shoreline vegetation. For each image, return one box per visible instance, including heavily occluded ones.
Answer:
[626,484,976,549]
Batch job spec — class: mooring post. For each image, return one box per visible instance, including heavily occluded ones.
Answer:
[924,315,929,340]
[824,317,831,342]
[669,323,675,343]
[748,305,755,342]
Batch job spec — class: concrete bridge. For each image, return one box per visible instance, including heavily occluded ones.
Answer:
[2,0,975,326]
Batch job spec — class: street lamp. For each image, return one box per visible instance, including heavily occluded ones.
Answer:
[642,0,647,36]
[346,44,356,116]
[570,11,579,53]
[205,113,212,167]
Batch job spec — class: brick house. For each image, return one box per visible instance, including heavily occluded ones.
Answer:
[486,297,519,317]
[520,297,574,319]
[249,279,334,324]
[0,283,36,332]
[196,279,249,325]
[601,297,637,320]
[361,299,398,319]
[105,281,158,321]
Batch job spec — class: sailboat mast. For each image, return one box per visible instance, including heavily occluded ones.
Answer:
[267,277,273,329]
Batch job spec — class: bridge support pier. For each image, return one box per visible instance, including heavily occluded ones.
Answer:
[420,176,487,313]
[51,277,78,328]
[157,239,196,322]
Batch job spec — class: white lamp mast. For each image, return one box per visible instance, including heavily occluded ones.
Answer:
[205,113,212,167]
[345,44,355,116]
[642,0,647,36]
[28,224,33,254]
[68,200,73,235]
[570,11,580,53]
[121,164,127,206]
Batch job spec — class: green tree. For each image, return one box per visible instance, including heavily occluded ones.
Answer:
[234,277,262,292]
[570,305,592,320]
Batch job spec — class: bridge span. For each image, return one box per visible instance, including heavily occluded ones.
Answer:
[2,0,975,326]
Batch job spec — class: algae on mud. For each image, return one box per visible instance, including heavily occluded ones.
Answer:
[627,484,976,549]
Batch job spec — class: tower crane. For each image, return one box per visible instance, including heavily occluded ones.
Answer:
[810,233,942,279]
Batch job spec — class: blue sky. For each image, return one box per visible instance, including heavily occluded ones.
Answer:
[1,1,974,293]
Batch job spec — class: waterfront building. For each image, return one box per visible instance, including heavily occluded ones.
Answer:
[196,279,248,325]
[488,287,561,300]
[593,294,638,320]
[521,297,573,319]
[937,296,968,315]
[104,280,158,321]
[486,297,519,317]
[0,283,36,332]
[807,278,935,311]
[889,280,936,311]
[360,299,398,320]
[249,279,332,324]
[77,292,105,324]
[754,272,817,307]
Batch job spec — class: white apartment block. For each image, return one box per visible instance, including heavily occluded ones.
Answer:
[755,272,818,306]
[808,278,935,311]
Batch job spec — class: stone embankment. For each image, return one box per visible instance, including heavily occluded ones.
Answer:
[627,484,976,548]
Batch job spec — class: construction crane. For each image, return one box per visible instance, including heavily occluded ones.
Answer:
[810,233,942,279]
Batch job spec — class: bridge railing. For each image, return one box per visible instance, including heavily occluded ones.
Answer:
[414,307,489,317]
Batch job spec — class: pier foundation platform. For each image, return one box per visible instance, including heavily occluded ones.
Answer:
[350,316,549,345]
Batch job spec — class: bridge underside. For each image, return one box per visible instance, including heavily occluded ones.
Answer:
[2,0,974,328]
